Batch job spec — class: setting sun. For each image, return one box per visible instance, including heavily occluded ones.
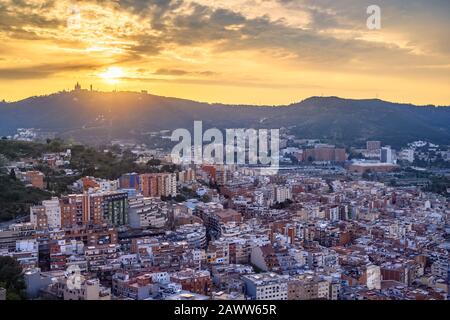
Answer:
[99,67,124,84]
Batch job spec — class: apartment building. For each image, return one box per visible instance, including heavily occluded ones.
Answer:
[242,273,289,300]
[128,196,169,229]
[140,173,177,197]
[30,197,61,230]
[170,269,212,296]
[23,171,45,189]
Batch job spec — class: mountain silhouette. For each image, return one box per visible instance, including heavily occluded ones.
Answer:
[1,90,449,147]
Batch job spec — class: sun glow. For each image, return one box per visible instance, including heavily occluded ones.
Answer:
[99,67,124,84]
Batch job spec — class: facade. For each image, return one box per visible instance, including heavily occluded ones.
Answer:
[23,268,54,299]
[30,192,129,230]
[174,223,207,249]
[242,273,289,300]
[102,192,128,226]
[128,196,169,229]
[177,169,195,184]
[274,186,292,203]
[381,146,393,163]
[62,278,111,300]
[302,147,347,162]
[119,173,140,190]
[112,273,153,300]
[140,173,177,197]
[367,141,381,151]
[60,194,88,227]
[398,149,415,163]
[170,269,212,296]
[348,162,398,173]
[30,198,61,230]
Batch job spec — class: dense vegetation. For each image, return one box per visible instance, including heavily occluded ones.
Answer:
[69,145,179,179]
[0,256,26,300]
[424,176,450,196]
[0,174,51,221]
[0,139,64,160]
[0,140,182,221]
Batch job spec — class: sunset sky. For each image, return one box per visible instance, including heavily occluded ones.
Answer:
[0,0,449,105]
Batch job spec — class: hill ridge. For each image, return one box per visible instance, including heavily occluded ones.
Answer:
[1,90,449,147]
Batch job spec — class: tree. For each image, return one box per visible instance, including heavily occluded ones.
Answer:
[174,194,186,202]
[0,256,26,300]
[200,194,211,203]
[9,168,16,180]
[0,154,7,173]
[362,169,373,180]
[161,164,179,173]
[160,195,173,202]
[147,158,161,166]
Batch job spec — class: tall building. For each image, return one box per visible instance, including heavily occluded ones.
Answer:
[30,206,47,230]
[60,194,88,228]
[59,198,77,228]
[274,186,292,203]
[302,146,347,162]
[398,149,414,163]
[200,165,232,186]
[381,146,393,163]
[367,141,381,151]
[140,173,177,197]
[42,198,61,229]
[119,173,140,190]
[102,192,128,226]
[87,194,104,225]
[30,198,61,230]
[177,168,195,184]
[64,191,129,226]
[215,166,230,186]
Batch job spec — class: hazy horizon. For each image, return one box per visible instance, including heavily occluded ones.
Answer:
[2,86,450,108]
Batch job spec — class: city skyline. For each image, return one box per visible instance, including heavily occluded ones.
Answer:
[0,0,449,105]
[0,0,449,305]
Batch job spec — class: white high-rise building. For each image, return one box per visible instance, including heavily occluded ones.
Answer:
[274,186,292,203]
[381,146,393,163]
[398,148,414,163]
[42,197,62,229]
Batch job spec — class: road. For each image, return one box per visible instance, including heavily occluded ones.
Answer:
[0,215,29,230]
